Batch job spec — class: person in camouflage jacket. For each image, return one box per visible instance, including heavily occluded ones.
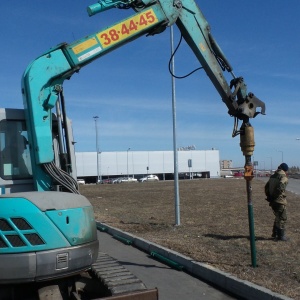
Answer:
[264,163,289,241]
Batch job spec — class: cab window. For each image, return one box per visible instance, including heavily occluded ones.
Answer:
[0,120,32,180]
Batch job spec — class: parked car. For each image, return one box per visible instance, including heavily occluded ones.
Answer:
[77,179,85,185]
[113,177,124,183]
[234,172,243,177]
[103,178,113,184]
[224,175,234,178]
[139,175,159,182]
[220,170,233,178]
[112,178,122,184]
[121,177,138,183]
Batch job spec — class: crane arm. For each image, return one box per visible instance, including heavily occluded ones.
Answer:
[174,1,265,119]
[22,3,174,190]
[22,0,265,191]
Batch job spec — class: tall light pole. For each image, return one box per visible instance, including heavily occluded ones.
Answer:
[93,116,100,183]
[267,156,273,173]
[170,25,180,226]
[278,150,283,163]
[99,151,102,182]
[127,147,130,179]
[131,151,134,178]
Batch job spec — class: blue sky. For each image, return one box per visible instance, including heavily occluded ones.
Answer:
[1,1,300,169]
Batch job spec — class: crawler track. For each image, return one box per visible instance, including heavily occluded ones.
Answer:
[0,251,158,300]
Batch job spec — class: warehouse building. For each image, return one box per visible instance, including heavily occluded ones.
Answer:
[76,149,221,182]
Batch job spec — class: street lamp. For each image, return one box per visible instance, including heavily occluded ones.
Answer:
[131,151,135,178]
[266,156,273,173]
[170,25,180,226]
[93,116,100,183]
[127,147,130,179]
[99,151,102,182]
[278,150,283,163]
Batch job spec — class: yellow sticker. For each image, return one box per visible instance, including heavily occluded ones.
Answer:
[97,8,159,49]
[72,38,98,55]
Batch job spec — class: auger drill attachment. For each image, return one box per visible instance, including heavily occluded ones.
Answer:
[239,122,257,267]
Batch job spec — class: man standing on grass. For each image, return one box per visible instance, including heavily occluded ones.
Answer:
[264,163,289,241]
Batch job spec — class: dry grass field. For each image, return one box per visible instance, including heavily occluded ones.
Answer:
[80,178,300,299]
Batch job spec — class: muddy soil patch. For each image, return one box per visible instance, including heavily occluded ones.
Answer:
[80,179,300,299]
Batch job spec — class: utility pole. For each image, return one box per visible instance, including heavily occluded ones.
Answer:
[127,147,131,179]
[93,116,100,183]
[170,25,180,226]
[278,150,283,163]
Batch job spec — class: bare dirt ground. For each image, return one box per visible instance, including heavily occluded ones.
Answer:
[80,178,300,299]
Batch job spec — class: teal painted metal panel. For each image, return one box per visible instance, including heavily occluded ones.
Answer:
[45,206,97,246]
[65,5,172,66]
[22,49,72,190]
[0,198,70,253]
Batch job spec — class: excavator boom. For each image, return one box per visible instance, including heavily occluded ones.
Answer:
[22,0,265,191]
[0,0,265,285]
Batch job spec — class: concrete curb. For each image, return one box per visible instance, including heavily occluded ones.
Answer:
[97,222,293,300]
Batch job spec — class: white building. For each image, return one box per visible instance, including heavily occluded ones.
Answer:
[76,149,220,180]
[220,160,233,169]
